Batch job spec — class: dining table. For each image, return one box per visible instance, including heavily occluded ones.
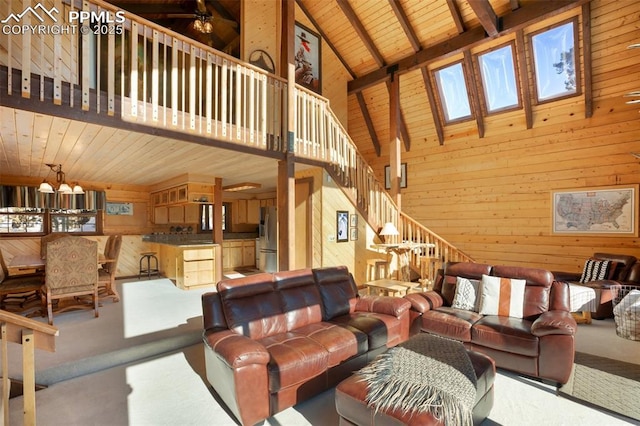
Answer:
[8,254,113,276]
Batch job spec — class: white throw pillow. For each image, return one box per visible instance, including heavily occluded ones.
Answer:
[451,277,481,312]
[478,274,526,318]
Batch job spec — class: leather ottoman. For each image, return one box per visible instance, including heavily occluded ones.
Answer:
[335,345,495,426]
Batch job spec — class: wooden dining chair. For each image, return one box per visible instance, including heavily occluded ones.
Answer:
[43,236,99,325]
[98,235,122,302]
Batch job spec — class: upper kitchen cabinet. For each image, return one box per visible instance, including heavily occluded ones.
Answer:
[151,182,214,207]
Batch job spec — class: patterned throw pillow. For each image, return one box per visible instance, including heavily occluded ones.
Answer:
[451,277,481,311]
[478,274,526,318]
[579,259,612,283]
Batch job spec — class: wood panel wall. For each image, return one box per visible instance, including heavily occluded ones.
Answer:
[296,167,387,285]
[350,0,640,274]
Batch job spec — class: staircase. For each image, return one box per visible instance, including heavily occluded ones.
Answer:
[1,0,473,275]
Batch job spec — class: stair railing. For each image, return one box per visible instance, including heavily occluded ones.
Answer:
[0,310,58,425]
[294,85,474,275]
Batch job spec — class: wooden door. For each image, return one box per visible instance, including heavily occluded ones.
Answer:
[294,178,313,269]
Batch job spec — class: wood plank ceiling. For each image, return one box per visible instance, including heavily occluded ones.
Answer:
[0,0,589,192]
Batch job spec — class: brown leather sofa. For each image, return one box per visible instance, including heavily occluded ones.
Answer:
[553,253,638,319]
[201,266,411,426]
[404,262,577,384]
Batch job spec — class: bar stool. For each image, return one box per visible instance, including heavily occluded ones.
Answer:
[366,258,389,281]
[139,252,159,279]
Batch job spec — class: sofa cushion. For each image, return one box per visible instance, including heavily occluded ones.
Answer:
[452,277,481,311]
[312,266,359,320]
[472,316,538,357]
[479,275,526,319]
[293,322,367,367]
[579,259,613,283]
[274,269,323,331]
[259,333,329,392]
[217,273,287,339]
[420,308,483,342]
[331,312,401,349]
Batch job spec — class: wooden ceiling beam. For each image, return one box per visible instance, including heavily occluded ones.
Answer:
[447,0,466,34]
[388,0,421,52]
[295,0,355,79]
[356,92,381,157]
[467,0,500,37]
[348,0,589,94]
[336,0,385,68]
[515,30,533,129]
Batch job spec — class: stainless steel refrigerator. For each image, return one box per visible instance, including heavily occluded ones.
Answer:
[258,206,277,272]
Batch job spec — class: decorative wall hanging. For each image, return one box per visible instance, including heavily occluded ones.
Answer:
[295,22,322,94]
[337,210,349,242]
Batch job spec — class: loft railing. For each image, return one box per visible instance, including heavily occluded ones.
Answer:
[1,0,287,153]
[1,0,472,273]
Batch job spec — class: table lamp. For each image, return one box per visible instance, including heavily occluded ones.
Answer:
[379,222,399,243]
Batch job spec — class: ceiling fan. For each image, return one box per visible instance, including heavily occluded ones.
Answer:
[186,0,238,34]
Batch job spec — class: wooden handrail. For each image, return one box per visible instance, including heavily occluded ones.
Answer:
[0,310,58,425]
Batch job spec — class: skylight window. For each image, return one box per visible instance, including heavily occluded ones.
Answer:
[477,43,519,113]
[530,20,579,102]
[433,62,471,123]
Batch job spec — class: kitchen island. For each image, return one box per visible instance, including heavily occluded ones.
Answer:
[155,242,221,290]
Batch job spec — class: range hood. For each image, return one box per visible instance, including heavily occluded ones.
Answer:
[0,186,106,211]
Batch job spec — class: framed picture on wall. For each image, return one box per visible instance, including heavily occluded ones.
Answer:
[385,163,407,190]
[551,185,637,235]
[337,211,349,242]
[350,228,358,241]
[295,22,322,94]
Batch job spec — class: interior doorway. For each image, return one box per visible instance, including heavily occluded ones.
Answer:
[294,178,313,269]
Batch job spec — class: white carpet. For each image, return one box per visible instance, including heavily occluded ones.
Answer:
[6,278,640,425]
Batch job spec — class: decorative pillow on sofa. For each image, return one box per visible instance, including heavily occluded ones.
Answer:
[579,259,613,283]
[451,277,481,311]
[478,274,526,318]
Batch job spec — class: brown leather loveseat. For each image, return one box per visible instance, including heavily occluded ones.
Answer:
[553,253,638,319]
[405,262,577,384]
[201,265,411,426]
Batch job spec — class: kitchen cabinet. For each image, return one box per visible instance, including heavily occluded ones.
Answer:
[168,206,184,223]
[243,243,255,267]
[159,243,217,290]
[247,199,260,224]
[222,239,255,270]
[154,206,168,224]
[184,204,200,223]
[236,200,248,224]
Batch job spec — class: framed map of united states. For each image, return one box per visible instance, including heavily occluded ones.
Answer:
[552,186,637,235]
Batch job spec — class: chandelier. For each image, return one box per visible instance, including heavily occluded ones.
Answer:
[38,163,84,194]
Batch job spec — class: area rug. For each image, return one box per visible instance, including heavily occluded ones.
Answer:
[558,352,640,422]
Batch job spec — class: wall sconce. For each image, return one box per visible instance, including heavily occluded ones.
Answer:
[38,164,84,194]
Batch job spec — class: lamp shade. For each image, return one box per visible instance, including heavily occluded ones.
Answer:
[379,222,399,236]
[72,184,85,194]
[58,183,73,194]
[38,181,54,193]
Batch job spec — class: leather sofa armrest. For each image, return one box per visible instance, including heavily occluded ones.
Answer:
[203,330,270,368]
[531,311,577,337]
[552,271,581,282]
[355,295,410,318]
[404,291,444,313]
